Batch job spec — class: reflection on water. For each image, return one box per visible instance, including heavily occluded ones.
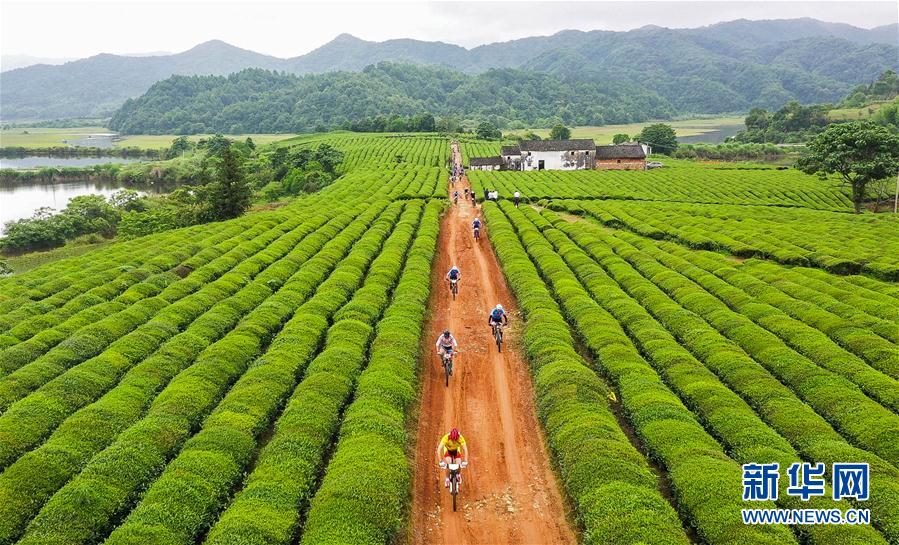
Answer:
[678,123,744,144]
[0,180,167,235]
[0,156,144,169]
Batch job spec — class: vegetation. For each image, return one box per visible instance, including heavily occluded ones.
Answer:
[549,124,571,140]
[797,121,899,213]
[841,69,899,108]
[4,19,896,121]
[549,199,899,280]
[107,65,676,134]
[733,71,899,144]
[636,123,677,155]
[1,135,350,253]
[674,142,789,162]
[469,160,854,210]
[1,132,897,545]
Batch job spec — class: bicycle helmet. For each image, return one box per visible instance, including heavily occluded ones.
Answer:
[443,330,451,337]
[495,304,504,311]
[449,427,460,441]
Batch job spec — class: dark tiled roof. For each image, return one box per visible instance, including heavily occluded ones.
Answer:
[594,144,646,159]
[518,139,595,152]
[469,156,503,166]
[501,145,521,156]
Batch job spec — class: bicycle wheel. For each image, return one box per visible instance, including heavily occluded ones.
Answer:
[496,329,503,352]
[451,477,458,511]
[445,360,450,387]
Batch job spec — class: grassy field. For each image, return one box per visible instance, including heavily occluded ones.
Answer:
[1,117,745,151]
[519,116,745,143]
[827,99,897,121]
[0,127,296,149]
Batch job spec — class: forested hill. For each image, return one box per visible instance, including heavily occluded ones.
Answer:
[107,65,676,133]
[3,18,897,121]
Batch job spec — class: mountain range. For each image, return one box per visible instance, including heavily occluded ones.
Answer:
[1,17,897,122]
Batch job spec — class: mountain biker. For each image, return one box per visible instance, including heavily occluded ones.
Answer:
[488,304,509,331]
[446,265,461,284]
[472,217,481,237]
[453,190,459,204]
[436,427,469,487]
[436,329,458,367]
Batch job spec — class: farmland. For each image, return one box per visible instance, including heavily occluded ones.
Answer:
[0,127,296,150]
[520,116,745,143]
[0,133,897,545]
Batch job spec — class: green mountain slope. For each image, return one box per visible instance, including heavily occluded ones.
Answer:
[2,18,897,121]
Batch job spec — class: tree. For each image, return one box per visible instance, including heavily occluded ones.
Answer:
[549,124,571,140]
[797,121,899,213]
[476,122,502,140]
[638,123,678,155]
[165,136,192,159]
[313,144,344,174]
[612,133,630,144]
[208,143,252,220]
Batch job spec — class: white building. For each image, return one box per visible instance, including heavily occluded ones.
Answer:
[517,139,596,171]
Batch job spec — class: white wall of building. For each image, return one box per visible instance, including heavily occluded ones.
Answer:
[520,150,592,171]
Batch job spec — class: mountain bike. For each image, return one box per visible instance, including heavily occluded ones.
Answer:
[441,349,454,387]
[450,278,459,299]
[441,460,468,511]
[492,323,503,352]
[473,226,480,241]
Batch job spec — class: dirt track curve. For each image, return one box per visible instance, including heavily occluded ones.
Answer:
[410,143,578,545]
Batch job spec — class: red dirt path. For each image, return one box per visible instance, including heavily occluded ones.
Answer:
[409,143,577,545]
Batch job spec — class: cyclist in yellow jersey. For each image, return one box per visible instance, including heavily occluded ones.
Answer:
[435,427,469,488]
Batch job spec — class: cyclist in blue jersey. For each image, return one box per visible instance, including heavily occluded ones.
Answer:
[488,304,508,329]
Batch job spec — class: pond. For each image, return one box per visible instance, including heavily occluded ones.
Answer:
[0,156,145,169]
[678,123,744,144]
[0,180,168,235]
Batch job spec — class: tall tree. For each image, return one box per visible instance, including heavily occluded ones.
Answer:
[476,121,502,140]
[208,143,252,220]
[798,121,899,213]
[612,133,630,144]
[638,123,678,155]
[549,124,571,140]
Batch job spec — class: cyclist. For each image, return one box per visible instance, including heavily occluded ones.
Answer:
[453,190,459,204]
[446,265,461,291]
[488,304,509,333]
[436,329,458,369]
[472,217,482,239]
[436,427,469,488]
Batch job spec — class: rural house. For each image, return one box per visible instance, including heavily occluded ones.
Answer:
[469,156,503,171]
[501,145,521,170]
[594,143,648,170]
[517,139,596,170]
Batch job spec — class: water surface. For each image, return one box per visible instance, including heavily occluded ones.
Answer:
[0,156,143,169]
[0,180,166,234]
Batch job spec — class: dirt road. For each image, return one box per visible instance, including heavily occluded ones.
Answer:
[410,143,577,545]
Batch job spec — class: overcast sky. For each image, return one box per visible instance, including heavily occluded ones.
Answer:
[2,0,897,59]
